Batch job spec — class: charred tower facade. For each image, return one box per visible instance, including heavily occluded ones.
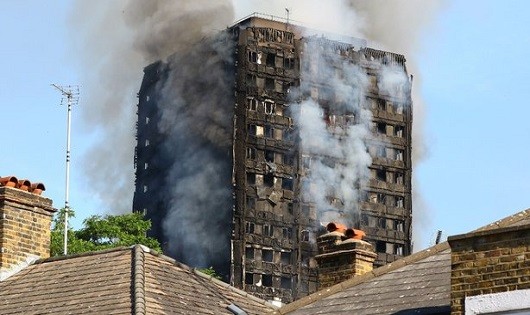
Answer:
[133,16,412,303]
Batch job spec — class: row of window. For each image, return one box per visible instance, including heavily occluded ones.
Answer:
[371,146,405,161]
[245,221,313,243]
[246,147,295,167]
[361,214,405,232]
[247,123,294,141]
[368,97,405,115]
[245,222,293,239]
[363,192,405,208]
[246,74,293,93]
[245,273,292,289]
[246,172,294,190]
[374,121,406,138]
[245,247,291,264]
[375,241,405,256]
[371,169,405,184]
[247,97,289,117]
[247,50,296,70]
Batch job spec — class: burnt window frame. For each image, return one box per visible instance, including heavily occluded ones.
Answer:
[266,53,276,67]
[263,224,274,237]
[246,222,255,234]
[262,249,273,262]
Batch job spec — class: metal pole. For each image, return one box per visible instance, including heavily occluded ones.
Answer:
[63,94,72,255]
[51,83,78,256]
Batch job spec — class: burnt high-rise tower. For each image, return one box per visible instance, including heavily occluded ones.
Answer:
[133,15,413,303]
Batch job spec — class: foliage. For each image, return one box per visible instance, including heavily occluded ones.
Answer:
[50,208,161,256]
[198,266,222,280]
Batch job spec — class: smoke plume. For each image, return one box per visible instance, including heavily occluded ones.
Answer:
[157,33,235,270]
[291,39,372,225]
[70,1,234,215]
[72,0,444,268]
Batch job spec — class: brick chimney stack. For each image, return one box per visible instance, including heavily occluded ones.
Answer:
[0,177,55,280]
[315,223,376,289]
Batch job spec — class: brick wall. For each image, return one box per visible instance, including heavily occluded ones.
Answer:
[448,224,530,314]
[0,186,55,278]
[315,232,377,289]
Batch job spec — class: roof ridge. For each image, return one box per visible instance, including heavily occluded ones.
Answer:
[132,245,146,315]
[36,246,131,264]
[272,241,450,314]
[474,208,530,232]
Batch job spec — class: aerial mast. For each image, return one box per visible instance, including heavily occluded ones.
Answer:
[51,84,79,255]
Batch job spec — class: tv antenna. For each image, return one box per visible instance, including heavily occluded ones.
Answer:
[285,8,291,24]
[51,84,79,255]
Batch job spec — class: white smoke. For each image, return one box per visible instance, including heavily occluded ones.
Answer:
[292,39,372,224]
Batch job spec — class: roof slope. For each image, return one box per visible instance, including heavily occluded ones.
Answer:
[0,245,276,315]
[275,208,530,315]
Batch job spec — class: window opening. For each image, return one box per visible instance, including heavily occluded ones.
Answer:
[245,273,254,285]
[395,126,404,138]
[280,251,291,264]
[301,230,310,242]
[264,224,273,237]
[247,97,258,111]
[247,147,256,160]
[265,150,274,163]
[262,274,273,287]
[248,51,257,63]
[282,178,293,190]
[395,149,404,161]
[246,222,255,234]
[266,53,276,67]
[281,276,292,289]
[395,172,404,185]
[265,78,275,90]
[246,195,256,209]
[245,247,254,259]
[264,100,275,114]
[264,174,274,187]
[262,249,273,262]
[246,173,256,185]
[282,227,292,239]
[395,196,404,208]
[376,169,386,181]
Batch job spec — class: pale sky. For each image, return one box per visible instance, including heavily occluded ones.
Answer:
[1,1,529,251]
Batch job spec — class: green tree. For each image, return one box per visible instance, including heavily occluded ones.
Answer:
[198,266,222,280]
[50,208,161,256]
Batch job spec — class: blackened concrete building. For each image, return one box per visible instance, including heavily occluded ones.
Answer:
[133,15,413,303]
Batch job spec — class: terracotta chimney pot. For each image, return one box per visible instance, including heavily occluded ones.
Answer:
[0,176,18,188]
[30,183,46,195]
[345,228,366,240]
[17,179,31,191]
[326,222,347,234]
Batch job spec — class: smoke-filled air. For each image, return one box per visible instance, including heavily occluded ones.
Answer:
[71,0,445,274]
[291,38,373,225]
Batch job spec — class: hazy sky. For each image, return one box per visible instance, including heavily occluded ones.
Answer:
[1,1,529,251]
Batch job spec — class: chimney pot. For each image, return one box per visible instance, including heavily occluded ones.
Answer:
[30,183,46,195]
[326,222,347,234]
[0,176,18,188]
[17,179,31,191]
[345,228,366,240]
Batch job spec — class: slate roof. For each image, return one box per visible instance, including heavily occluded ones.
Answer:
[0,245,277,315]
[274,208,530,315]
